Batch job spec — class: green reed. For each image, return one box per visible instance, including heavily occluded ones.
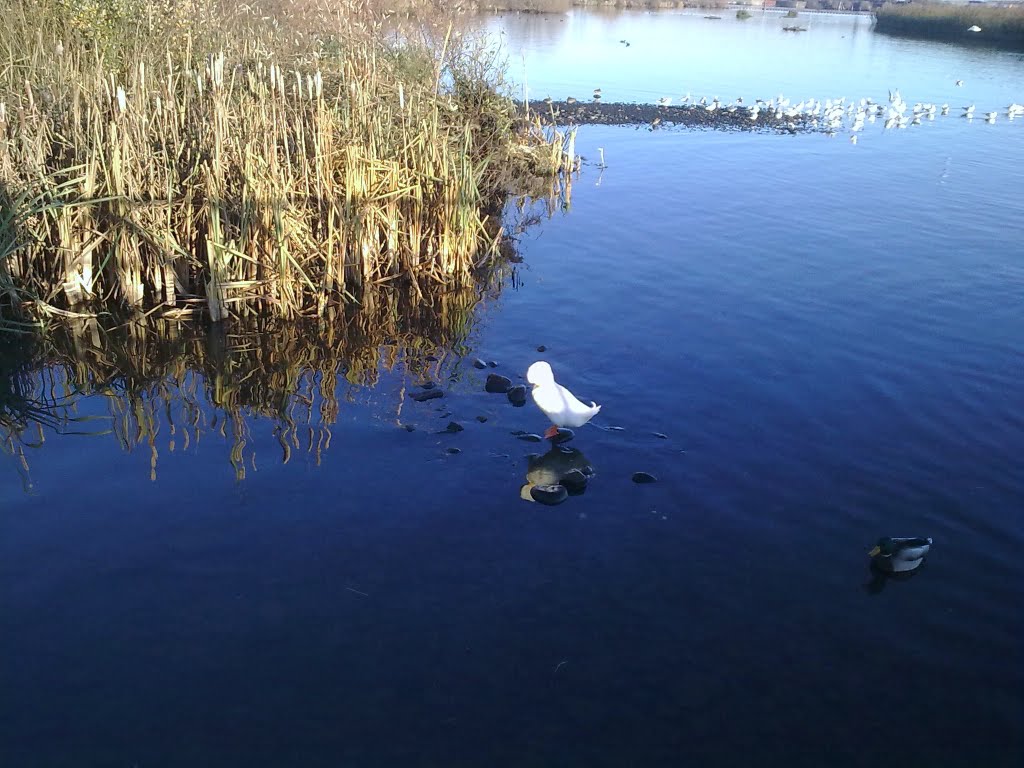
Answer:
[874,3,1024,46]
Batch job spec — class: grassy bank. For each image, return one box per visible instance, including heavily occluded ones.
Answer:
[0,0,576,327]
[874,3,1024,48]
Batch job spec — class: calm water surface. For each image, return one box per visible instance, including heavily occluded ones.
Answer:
[2,11,1022,768]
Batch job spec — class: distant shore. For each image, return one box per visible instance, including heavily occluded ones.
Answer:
[874,4,1024,49]
[522,99,818,131]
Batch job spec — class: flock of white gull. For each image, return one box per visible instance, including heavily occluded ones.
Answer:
[640,85,1024,140]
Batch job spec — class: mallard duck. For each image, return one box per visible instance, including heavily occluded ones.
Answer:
[526,361,601,439]
[868,537,932,573]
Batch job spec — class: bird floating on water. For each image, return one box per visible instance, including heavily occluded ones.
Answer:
[869,537,933,573]
[526,361,601,440]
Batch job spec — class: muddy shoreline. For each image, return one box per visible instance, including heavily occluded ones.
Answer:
[521,100,819,132]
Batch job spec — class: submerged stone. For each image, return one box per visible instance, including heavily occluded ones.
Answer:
[632,471,658,484]
[530,484,569,505]
[485,374,513,394]
[419,381,437,390]
[507,385,528,407]
[517,433,543,443]
[402,424,416,432]
[410,389,443,402]
[536,345,547,352]
[476,415,488,423]
[472,358,487,369]
[446,447,462,455]
[444,421,464,433]
[488,360,499,368]
[561,468,588,494]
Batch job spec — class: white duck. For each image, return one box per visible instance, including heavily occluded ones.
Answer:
[526,361,601,439]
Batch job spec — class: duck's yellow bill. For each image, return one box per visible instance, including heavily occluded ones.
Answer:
[868,546,881,557]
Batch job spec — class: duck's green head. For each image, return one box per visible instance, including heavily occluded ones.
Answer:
[868,537,897,557]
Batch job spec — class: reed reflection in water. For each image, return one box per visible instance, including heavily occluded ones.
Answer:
[1,272,524,488]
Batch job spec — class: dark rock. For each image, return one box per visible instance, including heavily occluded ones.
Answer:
[444,421,464,433]
[410,389,443,402]
[550,428,574,444]
[472,358,487,369]
[426,354,439,362]
[520,99,825,135]
[632,471,658,484]
[419,381,437,390]
[536,345,547,352]
[561,468,588,494]
[488,361,498,368]
[476,415,488,423]
[511,430,528,436]
[517,433,543,443]
[530,484,569,505]
[653,432,668,439]
[485,374,513,394]
[446,447,462,455]
[507,385,528,407]
[402,424,416,432]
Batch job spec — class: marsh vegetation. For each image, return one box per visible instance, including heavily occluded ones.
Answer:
[874,2,1024,47]
[0,0,576,328]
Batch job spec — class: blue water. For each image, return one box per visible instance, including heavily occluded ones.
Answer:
[2,10,1023,768]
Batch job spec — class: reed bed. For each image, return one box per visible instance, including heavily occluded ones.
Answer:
[0,0,577,327]
[874,3,1024,47]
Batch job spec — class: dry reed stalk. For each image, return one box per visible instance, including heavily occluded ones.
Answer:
[0,0,575,327]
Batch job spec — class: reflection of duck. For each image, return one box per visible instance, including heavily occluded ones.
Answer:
[526,361,601,439]
[864,563,921,595]
[869,537,932,573]
[520,446,595,502]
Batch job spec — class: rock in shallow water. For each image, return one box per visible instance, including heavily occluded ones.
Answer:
[507,385,528,407]
[443,421,464,433]
[446,447,461,455]
[550,428,574,444]
[476,415,488,423]
[517,433,543,443]
[410,389,443,402]
[530,484,569,505]
[560,468,588,494]
[485,374,512,393]
[632,471,658,484]
[472,358,487,369]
